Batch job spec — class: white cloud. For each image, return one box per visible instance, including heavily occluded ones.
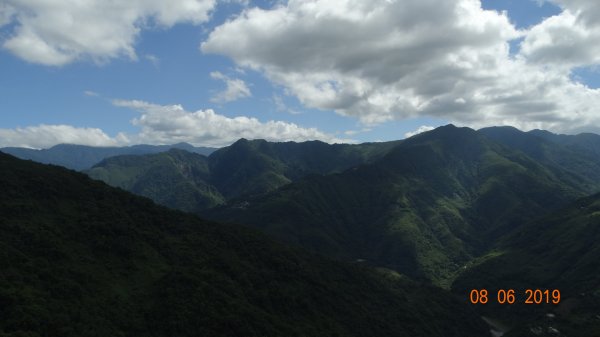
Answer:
[210,71,252,103]
[202,0,600,134]
[520,1,600,68]
[404,125,435,138]
[84,90,100,97]
[0,3,15,27]
[112,99,348,147]
[1,0,215,66]
[546,0,600,26]
[202,0,520,122]
[0,125,128,149]
[0,99,349,149]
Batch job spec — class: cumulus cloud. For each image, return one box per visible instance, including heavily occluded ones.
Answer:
[0,125,128,149]
[112,99,348,147]
[202,0,600,134]
[0,3,15,27]
[521,1,600,68]
[404,125,435,138]
[210,71,252,103]
[0,0,215,66]
[545,0,600,26]
[0,99,348,149]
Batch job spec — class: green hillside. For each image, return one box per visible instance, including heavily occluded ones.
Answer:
[452,193,600,336]
[0,151,488,337]
[530,129,600,158]
[206,125,585,286]
[87,138,402,211]
[86,149,224,212]
[479,126,600,193]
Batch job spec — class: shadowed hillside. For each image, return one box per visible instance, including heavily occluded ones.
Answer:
[452,193,600,336]
[0,151,488,337]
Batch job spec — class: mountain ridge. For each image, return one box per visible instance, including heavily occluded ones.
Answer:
[205,125,588,285]
[0,150,488,337]
[86,138,404,212]
[1,142,217,171]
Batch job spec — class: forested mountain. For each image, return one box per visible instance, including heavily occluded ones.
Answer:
[453,193,600,336]
[206,125,589,285]
[86,149,223,212]
[479,126,600,193]
[1,142,216,171]
[86,139,402,212]
[208,138,401,198]
[4,124,600,336]
[0,151,488,337]
[529,129,600,158]
[80,125,600,289]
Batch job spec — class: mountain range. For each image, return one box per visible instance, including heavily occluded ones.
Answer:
[84,139,402,212]
[0,151,487,337]
[205,125,593,285]
[3,124,600,336]
[1,143,217,171]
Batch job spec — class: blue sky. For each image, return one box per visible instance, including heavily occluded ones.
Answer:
[1,0,600,148]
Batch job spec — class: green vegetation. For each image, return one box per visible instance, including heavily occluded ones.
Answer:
[86,149,224,212]
[5,125,600,336]
[86,138,403,211]
[0,151,488,337]
[480,126,600,193]
[207,125,586,286]
[452,193,600,336]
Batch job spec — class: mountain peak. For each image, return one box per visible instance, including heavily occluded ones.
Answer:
[479,125,521,133]
[404,124,478,144]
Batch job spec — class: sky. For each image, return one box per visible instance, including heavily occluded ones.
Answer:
[1,0,600,148]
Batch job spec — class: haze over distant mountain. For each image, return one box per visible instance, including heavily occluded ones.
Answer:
[0,151,488,337]
[1,143,217,171]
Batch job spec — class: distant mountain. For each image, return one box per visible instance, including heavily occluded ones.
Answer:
[206,125,587,285]
[86,149,224,212]
[452,193,600,336]
[479,126,600,193]
[86,139,403,211]
[530,128,600,157]
[208,138,402,198]
[1,142,217,170]
[0,151,488,337]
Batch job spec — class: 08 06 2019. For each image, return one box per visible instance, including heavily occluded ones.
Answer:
[469,289,561,304]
